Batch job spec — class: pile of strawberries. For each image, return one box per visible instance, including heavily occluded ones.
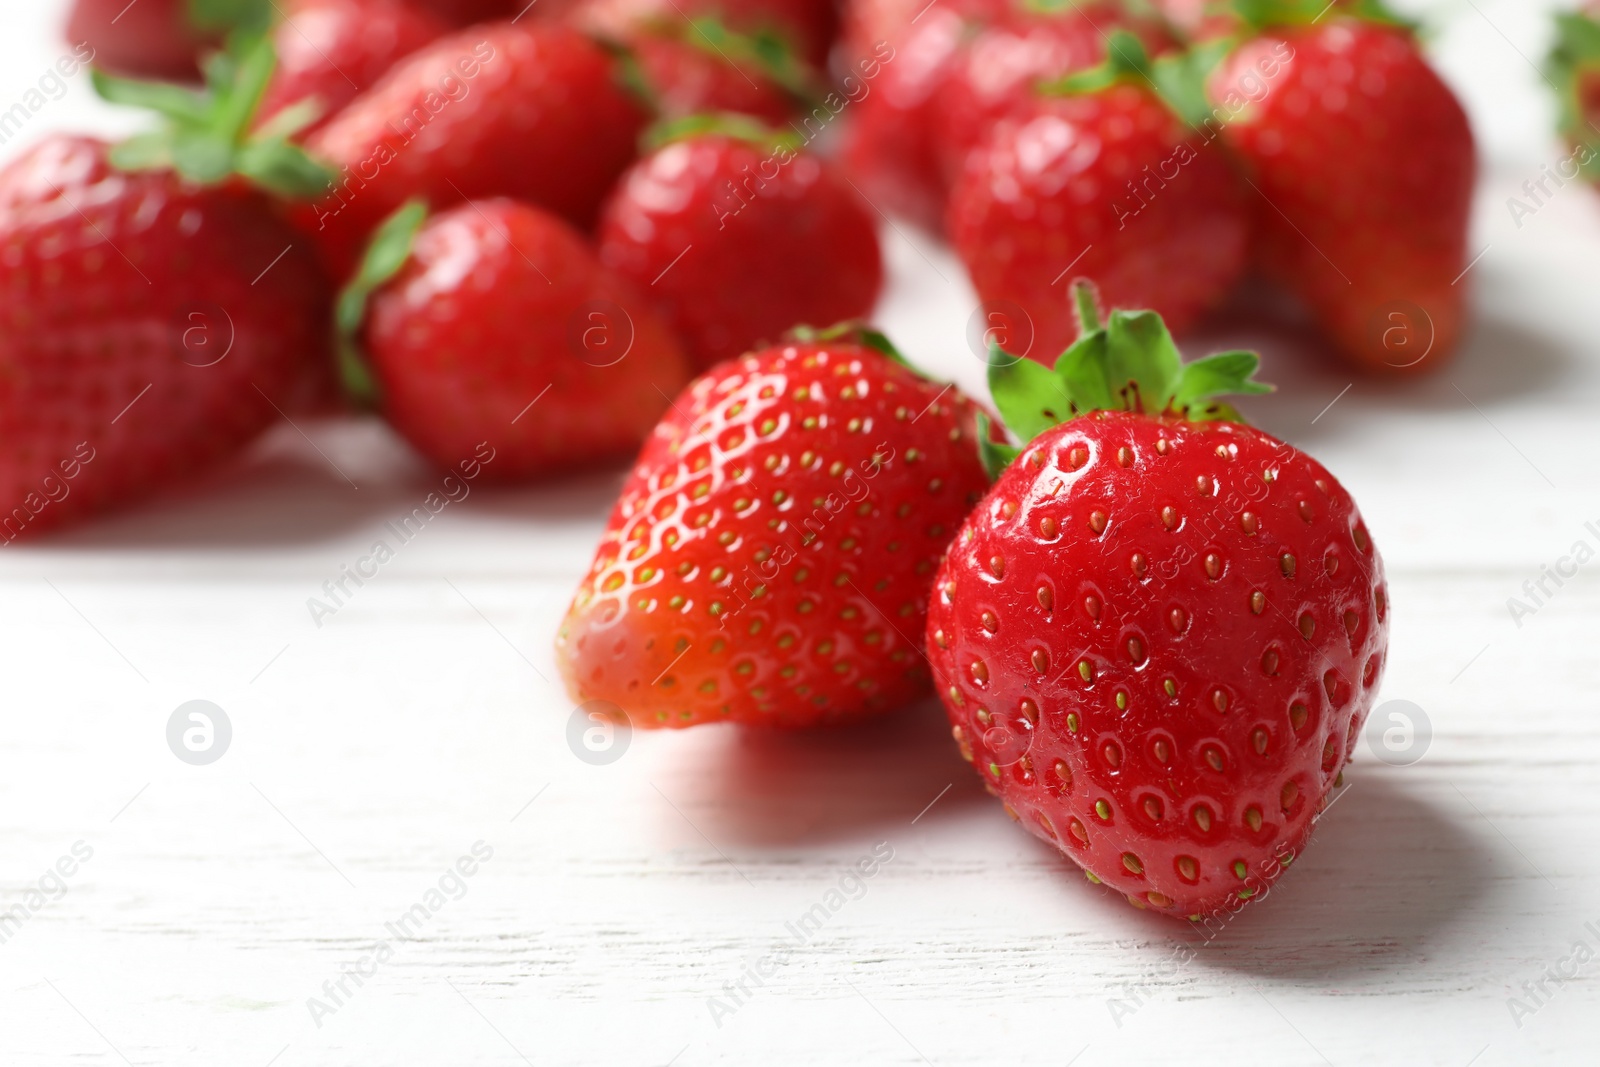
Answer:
[5,0,1493,919]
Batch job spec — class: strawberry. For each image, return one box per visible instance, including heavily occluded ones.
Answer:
[340,199,691,480]
[839,8,974,232]
[256,0,450,137]
[1203,3,1474,372]
[926,286,1389,918]
[947,36,1250,359]
[573,0,837,70]
[596,121,883,369]
[301,22,650,279]
[0,41,332,540]
[557,333,991,728]
[65,0,269,80]
[621,25,813,124]
[1547,5,1600,188]
[838,0,924,65]
[931,1,1175,184]
[412,0,525,22]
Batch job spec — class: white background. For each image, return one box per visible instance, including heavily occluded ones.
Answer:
[1,1,1597,1064]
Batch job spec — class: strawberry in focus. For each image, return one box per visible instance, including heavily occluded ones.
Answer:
[256,0,450,137]
[927,286,1389,918]
[0,44,332,539]
[597,121,883,370]
[302,22,650,278]
[557,335,990,728]
[344,199,690,481]
[1207,4,1474,373]
[948,35,1250,359]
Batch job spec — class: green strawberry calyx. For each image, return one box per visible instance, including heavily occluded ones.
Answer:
[92,33,330,199]
[1228,0,1414,31]
[679,17,825,106]
[188,0,273,32]
[1041,29,1161,97]
[334,200,430,405]
[1548,9,1600,180]
[978,282,1273,478]
[643,111,804,153]
[602,18,825,117]
[1041,30,1224,131]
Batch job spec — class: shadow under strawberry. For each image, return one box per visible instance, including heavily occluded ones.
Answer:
[656,698,993,849]
[1142,774,1494,982]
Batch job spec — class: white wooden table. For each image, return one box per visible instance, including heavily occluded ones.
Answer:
[2,2,1598,1063]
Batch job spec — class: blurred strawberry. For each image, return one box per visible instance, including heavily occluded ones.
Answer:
[1208,4,1474,372]
[1547,4,1600,187]
[839,5,984,232]
[342,200,691,480]
[598,119,882,369]
[0,40,331,539]
[256,0,449,137]
[574,0,837,69]
[620,18,821,123]
[628,35,794,123]
[932,1,1174,183]
[412,0,525,22]
[838,0,921,65]
[948,34,1250,359]
[66,0,270,80]
[301,21,649,279]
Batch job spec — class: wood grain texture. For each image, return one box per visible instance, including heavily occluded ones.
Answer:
[1,1,1599,1064]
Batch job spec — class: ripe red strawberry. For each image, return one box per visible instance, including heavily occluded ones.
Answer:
[948,42,1250,358]
[840,9,974,232]
[65,0,267,80]
[623,28,807,124]
[557,334,991,727]
[574,0,837,70]
[932,2,1174,183]
[597,123,883,369]
[302,22,649,278]
[412,0,524,22]
[1547,5,1600,189]
[927,287,1389,918]
[1206,6,1474,373]
[838,0,923,64]
[256,0,450,137]
[0,47,332,539]
[344,199,691,480]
